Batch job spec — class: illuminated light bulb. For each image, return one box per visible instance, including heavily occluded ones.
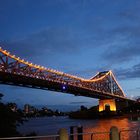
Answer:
[62,85,66,90]
[7,52,10,55]
[38,65,41,69]
[25,61,29,65]
[21,59,25,63]
[60,72,64,75]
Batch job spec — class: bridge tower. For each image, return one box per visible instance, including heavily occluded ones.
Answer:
[99,99,116,112]
[93,71,126,112]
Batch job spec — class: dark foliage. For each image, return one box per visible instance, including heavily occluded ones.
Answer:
[0,94,23,137]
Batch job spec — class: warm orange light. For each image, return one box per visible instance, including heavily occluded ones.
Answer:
[0,46,126,96]
[110,71,126,97]
[0,47,109,81]
[83,71,110,82]
[99,99,116,112]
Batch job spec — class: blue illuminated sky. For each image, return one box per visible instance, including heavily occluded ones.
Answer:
[0,0,140,109]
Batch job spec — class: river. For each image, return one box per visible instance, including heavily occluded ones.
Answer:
[17,116,140,139]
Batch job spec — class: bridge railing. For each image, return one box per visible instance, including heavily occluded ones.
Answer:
[119,129,140,140]
[0,127,140,140]
[0,132,110,140]
[0,135,59,140]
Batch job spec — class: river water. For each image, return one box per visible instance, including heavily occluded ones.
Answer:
[18,116,140,139]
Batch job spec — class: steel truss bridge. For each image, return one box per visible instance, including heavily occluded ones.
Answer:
[0,47,133,101]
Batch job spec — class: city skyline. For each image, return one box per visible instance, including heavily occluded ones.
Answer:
[0,0,140,109]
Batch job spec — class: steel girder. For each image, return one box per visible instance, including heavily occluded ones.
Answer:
[0,47,125,99]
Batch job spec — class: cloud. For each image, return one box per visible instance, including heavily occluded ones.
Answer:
[1,0,140,67]
[119,9,140,21]
[101,7,140,64]
[104,45,140,63]
[102,25,140,64]
[1,27,84,59]
[69,101,89,105]
[115,63,140,80]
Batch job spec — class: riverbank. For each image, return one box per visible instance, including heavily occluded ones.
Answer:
[69,104,140,120]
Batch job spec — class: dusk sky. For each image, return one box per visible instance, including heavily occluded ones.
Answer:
[0,0,140,110]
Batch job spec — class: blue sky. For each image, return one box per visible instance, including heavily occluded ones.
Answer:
[0,0,140,109]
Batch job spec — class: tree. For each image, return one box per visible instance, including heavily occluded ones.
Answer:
[0,94,23,137]
[0,93,3,101]
[80,105,87,111]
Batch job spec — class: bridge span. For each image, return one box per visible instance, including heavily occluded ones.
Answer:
[0,47,136,111]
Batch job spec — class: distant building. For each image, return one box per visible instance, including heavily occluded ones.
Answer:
[136,97,140,102]
[24,104,30,113]
[24,104,36,114]
[8,103,17,112]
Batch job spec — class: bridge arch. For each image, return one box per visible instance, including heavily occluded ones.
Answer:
[99,99,116,112]
[104,104,110,111]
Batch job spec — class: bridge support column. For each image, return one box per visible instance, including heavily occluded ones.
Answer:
[99,99,116,112]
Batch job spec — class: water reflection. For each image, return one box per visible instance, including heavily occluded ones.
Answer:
[83,118,140,140]
[18,116,140,140]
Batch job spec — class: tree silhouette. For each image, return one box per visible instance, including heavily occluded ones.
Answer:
[0,94,22,137]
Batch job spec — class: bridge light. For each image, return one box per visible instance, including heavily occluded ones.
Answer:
[29,63,33,66]
[20,59,24,62]
[62,86,66,90]
[17,57,20,60]
[8,52,10,55]
[36,65,39,68]
[62,84,67,91]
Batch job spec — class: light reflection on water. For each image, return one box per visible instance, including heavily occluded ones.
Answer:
[18,116,140,139]
[83,118,139,140]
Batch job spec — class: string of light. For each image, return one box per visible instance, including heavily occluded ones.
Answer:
[0,47,122,84]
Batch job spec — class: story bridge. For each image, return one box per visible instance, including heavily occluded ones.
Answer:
[0,47,135,111]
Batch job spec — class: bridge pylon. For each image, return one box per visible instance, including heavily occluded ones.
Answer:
[99,99,116,112]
